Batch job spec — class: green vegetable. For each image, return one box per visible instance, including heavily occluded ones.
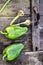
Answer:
[0,10,28,39]
[2,43,24,61]
[4,25,28,39]
[0,23,28,39]
[0,0,11,13]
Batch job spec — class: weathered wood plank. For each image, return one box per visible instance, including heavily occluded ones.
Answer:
[0,0,30,17]
[0,0,32,65]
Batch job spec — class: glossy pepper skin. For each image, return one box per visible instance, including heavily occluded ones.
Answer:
[4,25,28,39]
[2,43,24,61]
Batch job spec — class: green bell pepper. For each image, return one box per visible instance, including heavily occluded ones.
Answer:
[2,43,24,61]
[0,10,28,39]
[4,25,28,39]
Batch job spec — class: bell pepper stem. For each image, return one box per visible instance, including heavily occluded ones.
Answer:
[10,15,19,25]
[16,20,31,26]
[2,54,6,61]
[0,31,7,35]
[16,22,23,25]
[10,10,24,25]
[0,0,11,13]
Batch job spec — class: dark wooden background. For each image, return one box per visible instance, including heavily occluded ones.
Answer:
[0,0,43,65]
[0,0,33,65]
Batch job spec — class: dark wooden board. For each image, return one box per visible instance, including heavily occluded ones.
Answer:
[0,0,32,65]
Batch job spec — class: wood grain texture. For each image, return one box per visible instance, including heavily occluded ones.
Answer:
[0,0,30,17]
[0,0,32,65]
[0,0,31,51]
[0,52,42,65]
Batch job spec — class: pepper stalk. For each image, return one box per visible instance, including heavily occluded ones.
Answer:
[10,10,24,25]
[16,20,31,26]
[0,31,7,35]
[2,54,6,61]
[0,0,11,13]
